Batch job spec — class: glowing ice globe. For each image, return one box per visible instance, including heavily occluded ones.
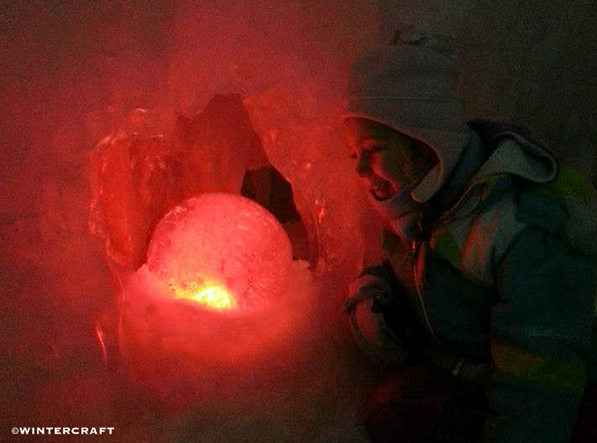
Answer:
[145,193,294,311]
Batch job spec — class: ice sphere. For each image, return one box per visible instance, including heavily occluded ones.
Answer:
[145,192,294,311]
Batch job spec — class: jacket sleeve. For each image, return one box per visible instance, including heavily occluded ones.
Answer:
[480,225,596,443]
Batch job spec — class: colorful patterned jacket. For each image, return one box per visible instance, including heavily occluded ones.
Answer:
[373,120,597,442]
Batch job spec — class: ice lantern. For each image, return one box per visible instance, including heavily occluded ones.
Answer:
[120,193,300,408]
[144,192,294,311]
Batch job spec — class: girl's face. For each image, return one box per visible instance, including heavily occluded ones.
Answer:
[343,117,437,201]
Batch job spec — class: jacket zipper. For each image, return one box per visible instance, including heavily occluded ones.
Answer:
[410,238,445,348]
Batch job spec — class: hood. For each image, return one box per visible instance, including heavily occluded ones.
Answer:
[342,33,470,203]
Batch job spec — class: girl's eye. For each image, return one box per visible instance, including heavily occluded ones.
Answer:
[366,145,385,154]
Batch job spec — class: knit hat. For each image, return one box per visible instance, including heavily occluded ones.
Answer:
[342,31,470,203]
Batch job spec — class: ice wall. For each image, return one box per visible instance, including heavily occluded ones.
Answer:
[2,1,596,442]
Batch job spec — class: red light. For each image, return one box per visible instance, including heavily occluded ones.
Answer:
[121,194,314,412]
[145,192,294,311]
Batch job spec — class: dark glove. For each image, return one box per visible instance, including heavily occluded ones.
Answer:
[344,275,410,367]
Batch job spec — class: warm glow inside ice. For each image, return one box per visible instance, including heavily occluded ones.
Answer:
[174,282,237,310]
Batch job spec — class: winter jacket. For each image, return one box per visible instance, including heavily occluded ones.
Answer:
[369,120,597,443]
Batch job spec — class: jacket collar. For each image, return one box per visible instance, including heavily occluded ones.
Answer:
[423,122,558,228]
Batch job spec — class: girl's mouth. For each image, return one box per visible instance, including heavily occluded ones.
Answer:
[370,181,395,201]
